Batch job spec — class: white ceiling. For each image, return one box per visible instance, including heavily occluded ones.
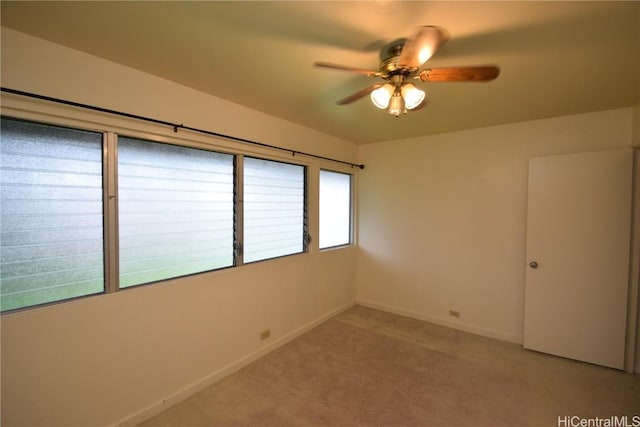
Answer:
[1,1,639,144]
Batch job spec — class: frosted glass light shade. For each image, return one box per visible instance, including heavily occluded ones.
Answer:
[370,84,394,109]
[388,93,405,116]
[402,83,426,109]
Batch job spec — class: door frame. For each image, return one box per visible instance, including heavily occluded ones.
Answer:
[626,149,640,373]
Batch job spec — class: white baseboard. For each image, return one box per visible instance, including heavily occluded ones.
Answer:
[115,300,357,427]
[356,299,523,345]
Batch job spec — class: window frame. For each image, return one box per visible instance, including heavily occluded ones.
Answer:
[115,134,237,289]
[318,168,353,250]
[241,155,309,264]
[0,116,109,311]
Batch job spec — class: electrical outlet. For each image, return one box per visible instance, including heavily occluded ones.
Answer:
[449,310,460,318]
[260,329,271,341]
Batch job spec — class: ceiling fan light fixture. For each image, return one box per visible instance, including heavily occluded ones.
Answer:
[401,83,426,110]
[388,91,406,117]
[370,84,394,109]
[315,25,500,115]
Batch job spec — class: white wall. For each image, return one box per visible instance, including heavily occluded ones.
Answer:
[357,109,636,345]
[0,28,358,426]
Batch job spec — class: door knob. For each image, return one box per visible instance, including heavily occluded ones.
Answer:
[529,261,538,269]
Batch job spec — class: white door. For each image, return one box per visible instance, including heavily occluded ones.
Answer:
[523,149,632,369]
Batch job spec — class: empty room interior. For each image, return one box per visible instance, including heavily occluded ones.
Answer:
[1,1,640,426]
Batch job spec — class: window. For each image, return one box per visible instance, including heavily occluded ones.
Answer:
[0,115,316,312]
[117,137,235,287]
[243,157,306,263]
[319,170,352,249]
[0,117,105,311]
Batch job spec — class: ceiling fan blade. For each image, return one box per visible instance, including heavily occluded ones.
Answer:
[337,84,382,105]
[398,26,448,68]
[313,61,380,77]
[419,66,500,82]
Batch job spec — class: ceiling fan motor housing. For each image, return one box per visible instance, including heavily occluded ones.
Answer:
[379,42,420,81]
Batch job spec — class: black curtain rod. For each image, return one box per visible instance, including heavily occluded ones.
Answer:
[1,87,365,170]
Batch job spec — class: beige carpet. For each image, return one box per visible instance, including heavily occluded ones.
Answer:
[139,305,640,426]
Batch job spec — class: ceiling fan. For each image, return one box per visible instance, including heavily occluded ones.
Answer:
[313,26,500,117]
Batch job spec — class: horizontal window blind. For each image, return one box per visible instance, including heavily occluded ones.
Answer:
[319,170,352,249]
[0,117,105,311]
[243,157,305,263]
[117,137,234,287]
